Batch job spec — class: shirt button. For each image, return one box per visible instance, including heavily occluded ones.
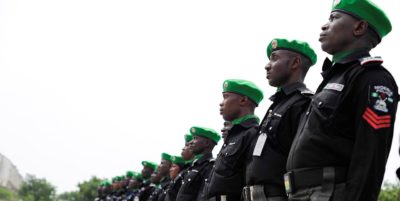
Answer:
[223,144,226,147]
[318,101,323,106]
[269,126,272,131]
[188,178,191,182]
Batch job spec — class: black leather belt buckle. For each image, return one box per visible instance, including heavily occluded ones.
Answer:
[284,171,294,194]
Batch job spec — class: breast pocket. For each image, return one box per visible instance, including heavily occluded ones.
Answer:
[310,89,342,129]
[220,137,245,169]
[181,169,200,194]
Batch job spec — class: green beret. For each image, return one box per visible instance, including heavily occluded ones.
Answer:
[141,161,158,170]
[184,134,193,143]
[171,155,185,165]
[161,152,173,162]
[126,171,134,178]
[111,177,118,183]
[223,79,264,105]
[190,126,221,144]
[267,38,317,66]
[332,0,391,40]
[102,180,112,187]
[131,172,143,180]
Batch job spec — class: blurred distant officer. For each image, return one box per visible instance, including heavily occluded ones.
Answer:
[176,126,221,201]
[164,134,195,201]
[286,0,399,200]
[205,79,264,201]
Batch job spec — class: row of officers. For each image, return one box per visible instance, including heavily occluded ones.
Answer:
[96,0,399,201]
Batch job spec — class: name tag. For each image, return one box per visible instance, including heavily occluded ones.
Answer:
[324,83,344,92]
[252,133,267,156]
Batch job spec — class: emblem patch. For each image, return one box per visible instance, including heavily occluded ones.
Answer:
[333,0,341,7]
[223,82,228,88]
[271,40,278,49]
[191,128,196,133]
[324,83,344,92]
[371,85,393,113]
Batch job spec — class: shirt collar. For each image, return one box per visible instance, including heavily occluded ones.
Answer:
[192,152,212,165]
[269,82,306,101]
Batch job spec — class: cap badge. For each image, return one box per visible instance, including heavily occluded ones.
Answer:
[271,40,278,49]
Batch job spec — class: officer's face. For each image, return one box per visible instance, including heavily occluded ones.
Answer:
[181,141,194,160]
[221,121,232,139]
[265,50,294,87]
[220,92,243,121]
[319,11,359,55]
[150,172,162,184]
[189,136,209,155]
[129,179,142,189]
[158,159,172,176]
[141,166,154,179]
[169,164,181,179]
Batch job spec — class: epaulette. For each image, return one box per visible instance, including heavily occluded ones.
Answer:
[298,86,314,96]
[359,56,383,66]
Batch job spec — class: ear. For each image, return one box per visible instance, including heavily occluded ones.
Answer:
[239,95,249,106]
[290,55,301,71]
[353,20,369,37]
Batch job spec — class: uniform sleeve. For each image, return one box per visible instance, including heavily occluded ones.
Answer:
[197,162,214,201]
[344,69,399,201]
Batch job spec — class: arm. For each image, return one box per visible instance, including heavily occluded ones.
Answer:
[344,69,398,201]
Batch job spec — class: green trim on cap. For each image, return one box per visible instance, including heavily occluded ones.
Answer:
[161,152,173,162]
[126,171,134,178]
[231,114,260,125]
[332,0,391,39]
[184,133,193,143]
[141,161,158,170]
[223,79,264,105]
[190,126,221,144]
[267,38,317,66]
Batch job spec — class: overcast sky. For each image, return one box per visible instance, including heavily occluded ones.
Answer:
[1,0,399,193]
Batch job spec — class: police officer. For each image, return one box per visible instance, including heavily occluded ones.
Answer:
[176,126,221,201]
[205,79,264,201]
[136,161,158,201]
[245,39,316,201]
[164,134,195,201]
[285,0,399,200]
[148,153,173,201]
[125,172,143,201]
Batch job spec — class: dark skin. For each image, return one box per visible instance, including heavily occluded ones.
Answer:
[181,141,195,161]
[141,166,154,180]
[158,159,172,176]
[129,178,142,189]
[221,121,232,140]
[320,11,372,56]
[219,92,256,122]
[189,135,215,155]
[265,49,304,88]
[150,172,162,185]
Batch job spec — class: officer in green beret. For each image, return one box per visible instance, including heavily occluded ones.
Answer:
[204,79,264,201]
[136,161,158,201]
[176,126,221,201]
[164,135,195,201]
[243,38,316,201]
[148,153,173,201]
[125,172,143,201]
[286,0,398,201]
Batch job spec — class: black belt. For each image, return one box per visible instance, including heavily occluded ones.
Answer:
[284,167,347,194]
[242,184,286,201]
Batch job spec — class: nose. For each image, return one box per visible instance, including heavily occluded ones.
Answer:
[321,22,328,31]
[265,63,271,71]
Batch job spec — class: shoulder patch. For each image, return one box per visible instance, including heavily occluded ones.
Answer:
[359,56,383,66]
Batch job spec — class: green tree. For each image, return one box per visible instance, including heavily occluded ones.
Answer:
[18,174,56,201]
[76,177,102,201]
[58,176,102,201]
[378,182,400,201]
[0,186,19,201]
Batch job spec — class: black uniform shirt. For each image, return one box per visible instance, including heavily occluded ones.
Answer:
[246,82,312,192]
[176,153,214,201]
[205,116,259,198]
[164,163,191,201]
[287,56,399,201]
